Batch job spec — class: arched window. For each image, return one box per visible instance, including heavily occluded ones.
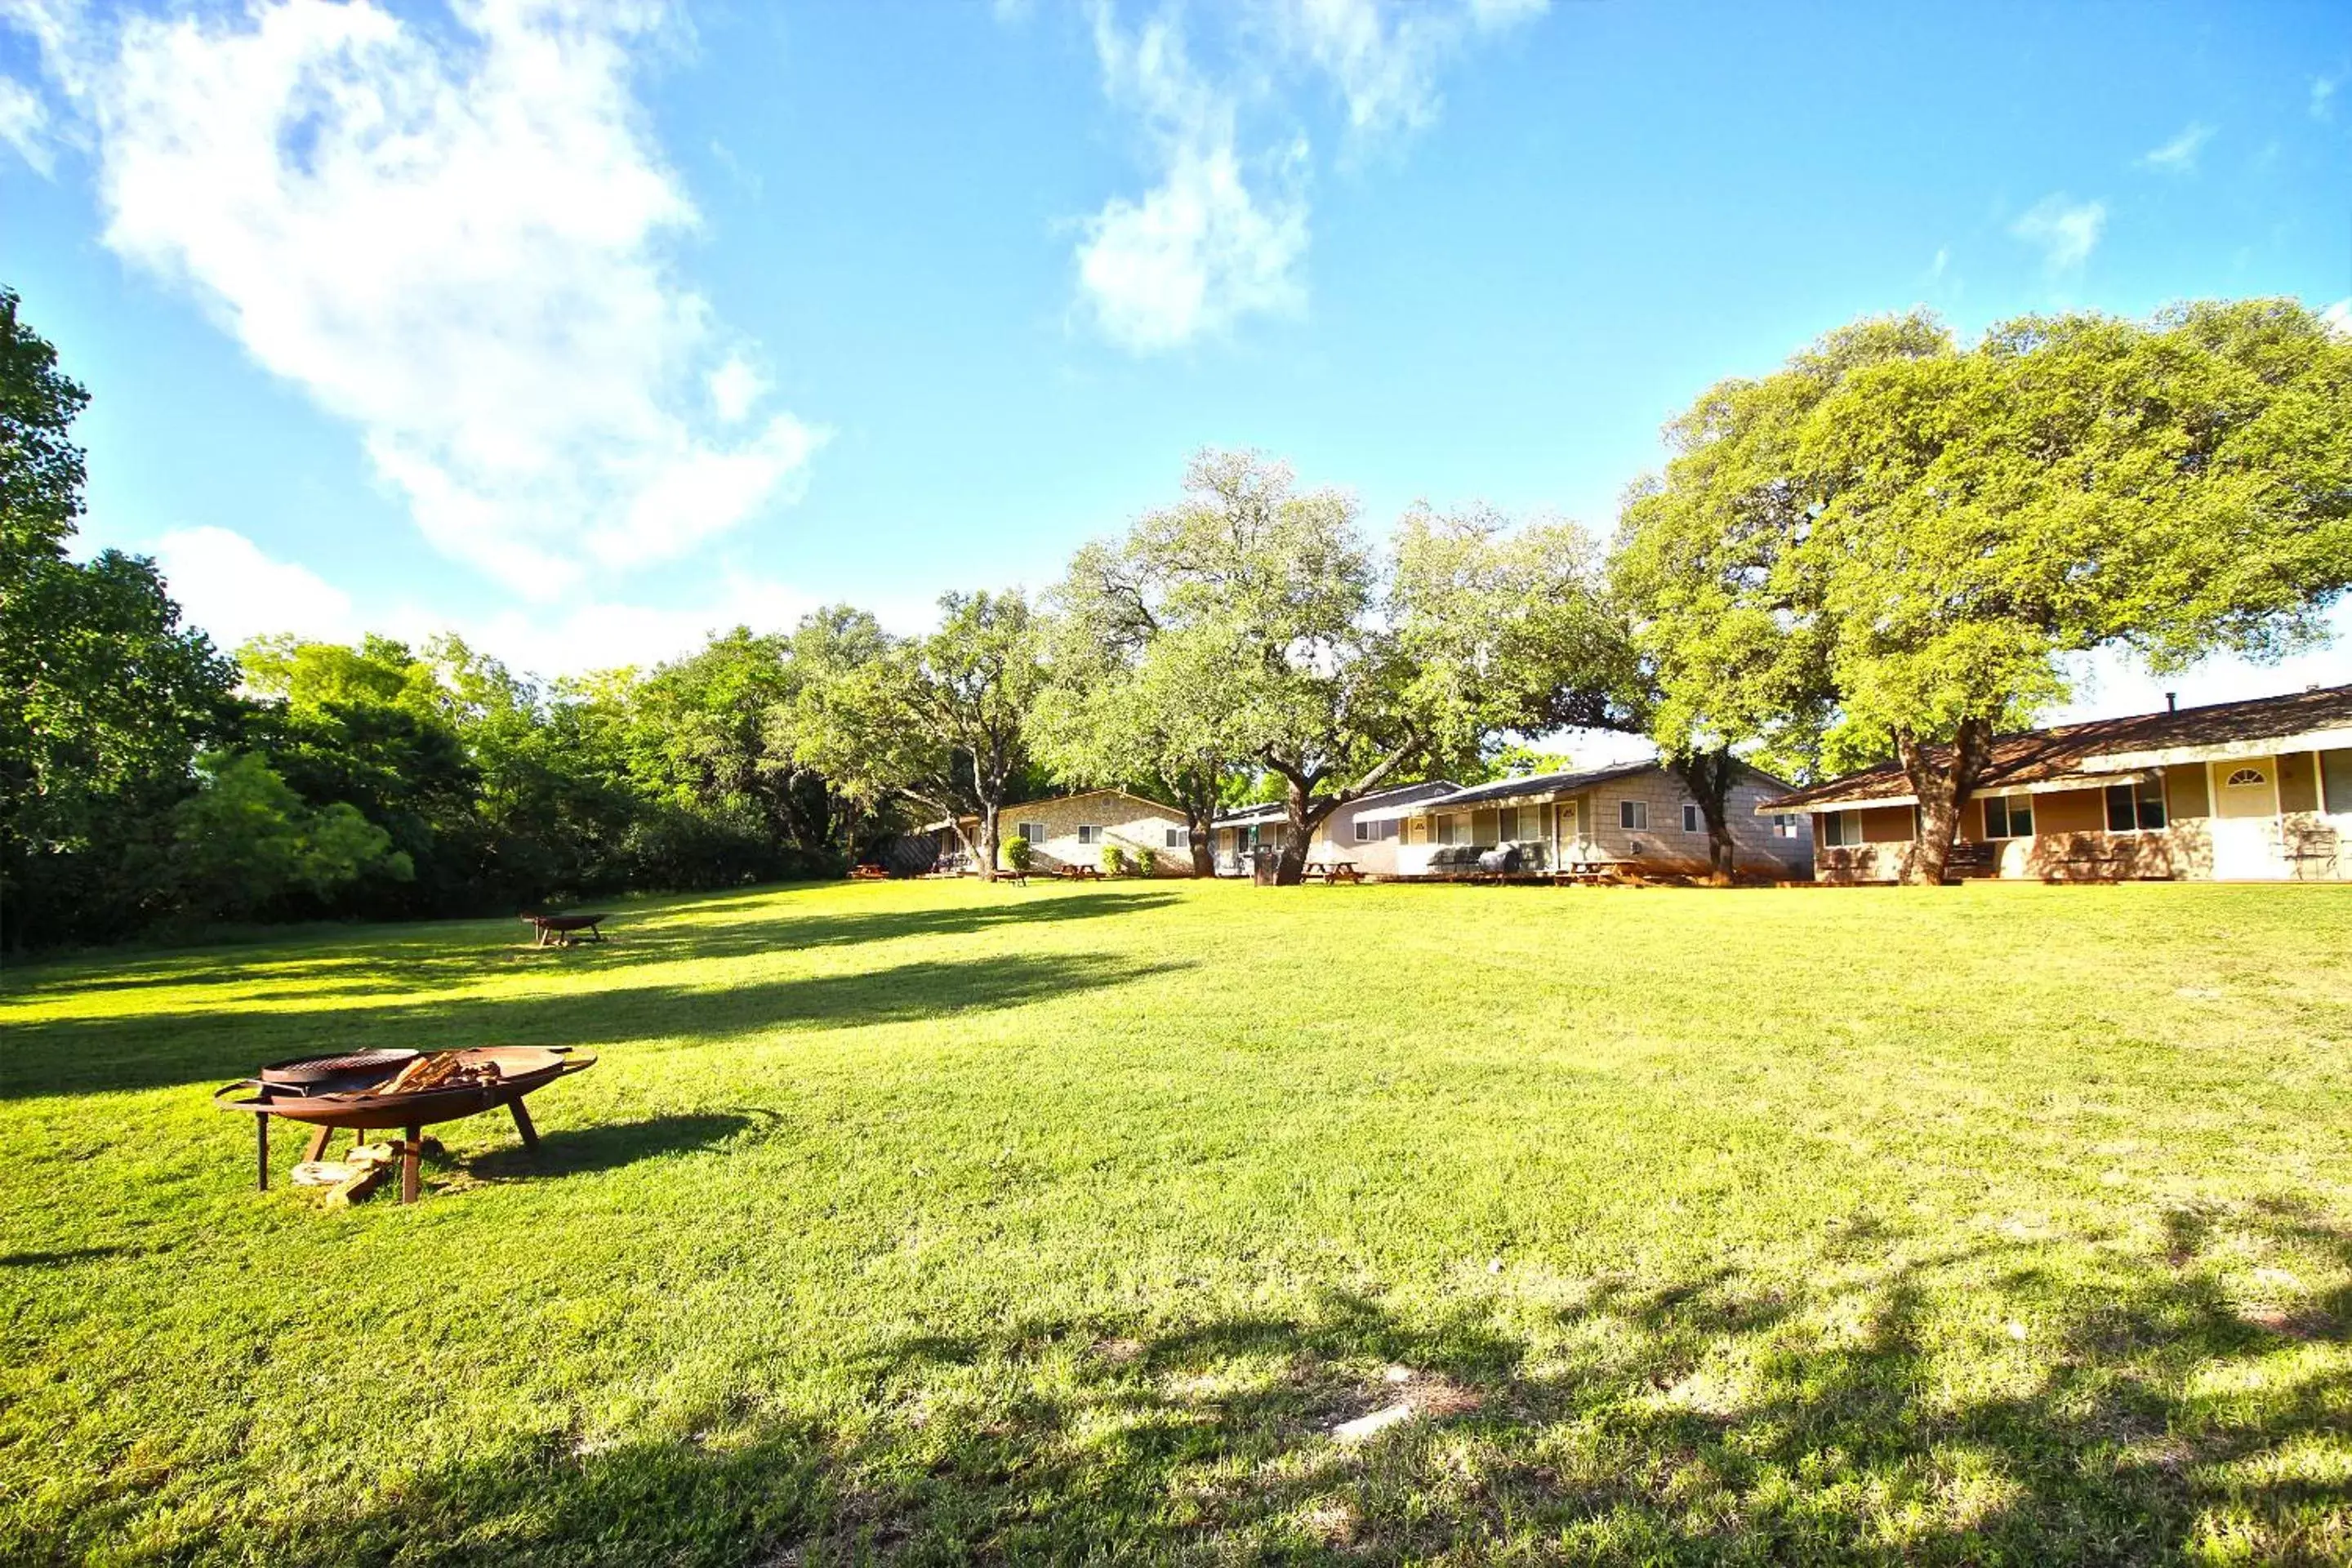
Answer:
[2224,768,2266,787]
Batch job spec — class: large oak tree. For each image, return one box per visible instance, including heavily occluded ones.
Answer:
[1622,300,2352,884]
[789,590,1049,880]
[1045,450,1617,885]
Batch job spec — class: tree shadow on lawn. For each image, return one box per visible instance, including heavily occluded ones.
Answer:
[456,1108,782,1184]
[173,1226,2351,1568]
[3,951,1191,1102]
[596,887,1183,969]
[1,886,1179,1004]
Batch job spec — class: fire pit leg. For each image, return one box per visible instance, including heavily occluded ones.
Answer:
[302,1124,334,1163]
[255,1112,270,1192]
[401,1124,422,1205]
[509,1098,540,1152]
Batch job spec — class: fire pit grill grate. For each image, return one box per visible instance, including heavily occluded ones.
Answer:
[261,1049,418,1086]
[217,1045,596,1204]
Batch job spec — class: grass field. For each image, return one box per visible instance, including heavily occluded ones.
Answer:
[4,878,2351,1565]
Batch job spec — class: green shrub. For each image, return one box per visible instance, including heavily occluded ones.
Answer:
[1134,846,1158,877]
[1102,844,1127,876]
[1004,835,1033,874]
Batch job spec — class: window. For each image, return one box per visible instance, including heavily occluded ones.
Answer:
[1355,817,1371,842]
[1770,813,1802,839]
[1682,803,1702,833]
[2324,750,2352,814]
[1076,824,1102,845]
[1619,800,1648,831]
[2103,778,2166,832]
[1982,794,2034,839]
[1017,821,1046,844]
[1165,827,1185,850]
[1821,810,1861,848]
[2224,767,2266,788]
[1496,806,1520,840]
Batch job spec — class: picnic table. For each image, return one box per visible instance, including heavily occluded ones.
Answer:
[848,864,889,880]
[521,911,609,947]
[1303,859,1361,884]
[1056,864,1102,881]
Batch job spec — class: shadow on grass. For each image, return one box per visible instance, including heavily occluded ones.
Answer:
[460,1109,778,1183]
[2,885,1182,1004]
[131,1228,2352,1567]
[6,951,1191,1101]
[0,1246,137,1269]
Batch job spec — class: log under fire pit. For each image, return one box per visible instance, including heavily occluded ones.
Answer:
[214,1045,597,1203]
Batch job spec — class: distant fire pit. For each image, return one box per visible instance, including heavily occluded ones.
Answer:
[214,1045,597,1204]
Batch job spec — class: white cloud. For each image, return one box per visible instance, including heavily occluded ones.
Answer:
[21,0,821,599]
[1077,7,1308,352]
[151,525,359,651]
[1268,0,1545,139]
[2314,75,2339,121]
[427,579,941,677]
[0,75,51,174]
[145,523,948,679]
[2137,120,2213,172]
[1927,245,1949,281]
[1075,0,1541,352]
[2322,298,2351,337]
[2010,194,2106,272]
[707,354,766,424]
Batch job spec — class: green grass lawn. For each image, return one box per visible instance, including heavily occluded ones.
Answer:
[4,879,2351,1565]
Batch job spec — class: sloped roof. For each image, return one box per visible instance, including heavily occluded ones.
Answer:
[1763,683,2352,812]
[1353,761,1693,822]
[1209,778,1461,829]
[927,786,1188,831]
[1429,761,1659,808]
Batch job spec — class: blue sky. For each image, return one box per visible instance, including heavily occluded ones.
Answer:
[2,0,2347,719]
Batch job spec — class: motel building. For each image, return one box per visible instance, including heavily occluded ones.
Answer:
[1762,684,2352,883]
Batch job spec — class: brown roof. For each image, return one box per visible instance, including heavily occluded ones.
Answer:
[1763,683,2352,811]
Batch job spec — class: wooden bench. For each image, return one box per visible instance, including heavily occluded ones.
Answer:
[848,864,889,880]
[521,912,608,947]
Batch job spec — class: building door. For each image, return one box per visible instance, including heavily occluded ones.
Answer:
[2209,758,2284,880]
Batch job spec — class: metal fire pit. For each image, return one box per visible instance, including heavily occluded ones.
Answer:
[213,1045,597,1203]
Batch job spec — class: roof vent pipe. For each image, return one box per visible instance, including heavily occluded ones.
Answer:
[2166,692,2177,712]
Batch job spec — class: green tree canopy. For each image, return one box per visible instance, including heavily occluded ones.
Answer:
[0,287,89,576]
[1041,450,1609,884]
[170,751,412,920]
[788,590,1049,880]
[1619,299,2352,883]
[1,292,236,947]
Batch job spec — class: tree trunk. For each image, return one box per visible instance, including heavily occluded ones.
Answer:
[1670,750,1739,884]
[976,800,1002,882]
[1262,740,1414,886]
[1169,768,1221,879]
[1895,718,1992,886]
[1272,827,1312,886]
[1274,778,1343,886]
